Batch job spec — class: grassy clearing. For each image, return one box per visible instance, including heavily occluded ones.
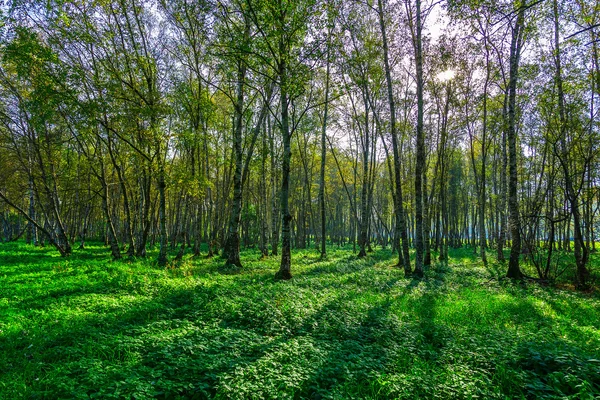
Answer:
[1,242,599,399]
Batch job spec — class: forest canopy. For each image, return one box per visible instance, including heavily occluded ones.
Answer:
[0,0,598,287]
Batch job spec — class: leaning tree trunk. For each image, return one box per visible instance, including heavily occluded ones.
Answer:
[33,137,71,256]
[106,136,136,256]
[0,190,69,256]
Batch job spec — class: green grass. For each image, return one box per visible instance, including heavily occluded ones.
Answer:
[1,242,599,399]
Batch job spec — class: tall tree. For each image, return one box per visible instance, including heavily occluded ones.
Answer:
[551,0,590,288]
[506,1,527,279]
[378,0,411,274]
[406,0,425,277]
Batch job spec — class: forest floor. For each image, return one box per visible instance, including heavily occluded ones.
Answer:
[0,242,599,399]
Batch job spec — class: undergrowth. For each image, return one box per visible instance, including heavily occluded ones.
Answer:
[0,242,599,399]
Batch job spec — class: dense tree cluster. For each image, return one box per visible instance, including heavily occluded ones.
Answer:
[0,0,598,287]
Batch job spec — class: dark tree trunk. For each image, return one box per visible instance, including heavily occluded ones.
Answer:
[157,159,168,267]
[506,3,525,279]
[479,36,491,263]
[378,0,411,274]
[552,0,589,288]
[136,170,151,257]
[358,97,370,258]
[275,53,292,280]
[223,55,247,269]
[319,34,330,258]
[413,0,425,278]
[28,173,37,246]
[269,116,279,257]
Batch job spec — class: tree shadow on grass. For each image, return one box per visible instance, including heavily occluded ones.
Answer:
[0,249,59,276]
[295,251,399,280]
[290,274,440,398]
[537,288,600,341]
[296,297,401,397]
[0,281,232,397]
[4,244,598,399]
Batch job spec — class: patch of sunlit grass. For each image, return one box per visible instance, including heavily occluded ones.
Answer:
[0,241,598,398]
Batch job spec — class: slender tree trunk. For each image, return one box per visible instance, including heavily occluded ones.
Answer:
[260,126,269,257]
[100,164,121,260]
[479,36,491,263]
[497,97,508,262]
[412,0,425,277]
[423,167,431,266]
[106,137,136,256]
[136,170,151,257]
[506,3,525,279]
[157,160,168,267]
[438,85,451,262]
[270,116,279,256]
[28,173,37,246]
[552,0,589,288]
[358,97,370,258]
[378,0,411,274]
[223,55,247,269]
[275,52,292,280]
[319,33,330,259]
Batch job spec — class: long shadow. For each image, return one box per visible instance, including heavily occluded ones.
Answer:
[539,288,600,331]
[296,296,399,398]
[296,255,368,277]
[3,244,598,399]
[3,254,390,399]
[0,244,124,278]
[296,250,397,280]
[0,280,233,398]
[0,252,59,276]
[290,272,427,398]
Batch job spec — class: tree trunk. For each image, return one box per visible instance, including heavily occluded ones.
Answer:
[275,52,292,280]
[378,0,411,274]
[479,35,491,263]
[552,0,589,288]
[358,97,370,258]
[100,167,121,260]
[269,115,279,257]
[319,37,330,259]
[28,173,37,246]
[223,55,247,269]
[413,0,425,277]
[506,3,525,279]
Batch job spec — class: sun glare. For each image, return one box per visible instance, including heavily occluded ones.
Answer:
[436,69,456,82]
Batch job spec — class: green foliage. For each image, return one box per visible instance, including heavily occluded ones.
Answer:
[517,343,600,398]
[0,243,599,399]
